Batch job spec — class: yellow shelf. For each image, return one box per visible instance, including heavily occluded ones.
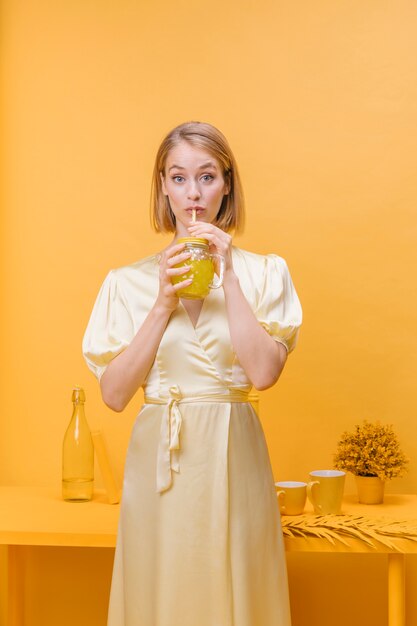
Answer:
[2,486,417,551]
[1,486,417,626]
[283,493,417,554]
[0,485,120,548]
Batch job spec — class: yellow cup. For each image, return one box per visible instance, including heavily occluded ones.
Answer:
[307,470,346,515]
[275,481,307,515]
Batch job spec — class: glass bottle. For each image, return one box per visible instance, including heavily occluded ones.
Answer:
[62,387,94,502]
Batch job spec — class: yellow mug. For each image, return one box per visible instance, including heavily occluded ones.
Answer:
[307,470,346,515]
[275,481,307,515]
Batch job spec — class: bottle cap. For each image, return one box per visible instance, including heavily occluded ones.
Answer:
[72,387,86,404]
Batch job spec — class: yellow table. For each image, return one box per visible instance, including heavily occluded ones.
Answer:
[1,486,416,626]
[283,493,417,626]
[0,485,119,626]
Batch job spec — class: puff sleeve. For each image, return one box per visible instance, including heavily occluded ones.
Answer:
[82,270,135,380]
[256,255,302,353]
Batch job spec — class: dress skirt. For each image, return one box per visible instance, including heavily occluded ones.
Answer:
[107,401,291,626]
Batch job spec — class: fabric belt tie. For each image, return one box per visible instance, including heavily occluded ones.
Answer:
[144,385,250,494]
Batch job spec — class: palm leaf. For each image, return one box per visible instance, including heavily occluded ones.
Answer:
[281,515,417,550]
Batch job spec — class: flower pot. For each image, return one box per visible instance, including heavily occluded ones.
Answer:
[355,476,385,504]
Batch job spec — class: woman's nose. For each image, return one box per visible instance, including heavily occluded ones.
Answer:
[187,181,201,200]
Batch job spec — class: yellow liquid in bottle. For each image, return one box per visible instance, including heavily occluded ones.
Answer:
[62,477,94,502]
[172,258,214,299]
[62,388,94,502]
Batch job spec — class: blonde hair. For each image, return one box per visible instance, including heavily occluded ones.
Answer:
[151,121,245,234]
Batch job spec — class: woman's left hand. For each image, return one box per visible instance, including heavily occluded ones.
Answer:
[187,221,234,275]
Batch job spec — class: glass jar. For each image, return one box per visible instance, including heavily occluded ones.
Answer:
[171,237,225,299]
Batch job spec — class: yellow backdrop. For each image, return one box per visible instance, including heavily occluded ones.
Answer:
[1,0,417,624]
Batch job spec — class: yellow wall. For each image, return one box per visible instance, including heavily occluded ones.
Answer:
[1,1,417,624]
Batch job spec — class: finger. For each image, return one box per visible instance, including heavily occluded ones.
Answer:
[188,221,225,233]
[166,251,191,266]
[170,242,187,253]
[191,231,227,251]
[188,226,230,245]
[160,243,186,263]
[188,220,219,230]
[172,277,193,292]
[188,225,215,235]
[166,265,192,277]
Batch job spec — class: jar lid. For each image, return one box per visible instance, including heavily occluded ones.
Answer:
[177,237,209,247]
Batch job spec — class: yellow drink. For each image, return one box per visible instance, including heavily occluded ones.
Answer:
[172,258,214,299]
[62,388,94,502]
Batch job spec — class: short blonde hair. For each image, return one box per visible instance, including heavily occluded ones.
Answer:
[151,121,245,234]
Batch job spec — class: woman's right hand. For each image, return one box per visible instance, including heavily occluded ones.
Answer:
[156,242,193,313]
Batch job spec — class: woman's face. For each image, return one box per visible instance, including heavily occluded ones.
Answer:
[161,141,229,237]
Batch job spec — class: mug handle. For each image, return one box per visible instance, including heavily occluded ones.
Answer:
[209,254,225,289]
[276,490,286,514]
[307,480,322,514]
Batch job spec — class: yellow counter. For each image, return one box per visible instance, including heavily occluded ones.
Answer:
[2,486,417,626]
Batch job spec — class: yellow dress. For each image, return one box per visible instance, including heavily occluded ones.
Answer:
[83,247,302,626]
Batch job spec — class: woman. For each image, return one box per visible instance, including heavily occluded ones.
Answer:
[83,121,302,626]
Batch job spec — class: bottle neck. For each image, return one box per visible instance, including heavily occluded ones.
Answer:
[72,403,86,418]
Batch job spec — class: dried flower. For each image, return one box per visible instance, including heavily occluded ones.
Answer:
[334,420,409,481]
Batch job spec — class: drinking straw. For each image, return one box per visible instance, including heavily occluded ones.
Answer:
[192,209,196,224]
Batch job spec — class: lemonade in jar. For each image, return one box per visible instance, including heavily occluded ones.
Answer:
[171,237,225,299]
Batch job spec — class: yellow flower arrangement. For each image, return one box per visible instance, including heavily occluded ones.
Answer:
[334,420,409,481]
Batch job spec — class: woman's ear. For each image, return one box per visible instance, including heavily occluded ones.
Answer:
[160,172,167,195]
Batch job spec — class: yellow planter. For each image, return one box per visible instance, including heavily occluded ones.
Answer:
[355,476,385,504]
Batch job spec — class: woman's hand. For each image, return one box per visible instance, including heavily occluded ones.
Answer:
[101,242,192,412]
[187,221,234,276]
[156,242,193,312]
[187,220,285,389]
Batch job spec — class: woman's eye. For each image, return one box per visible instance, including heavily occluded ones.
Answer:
[172,175,185,183]
[201,174,214,182]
